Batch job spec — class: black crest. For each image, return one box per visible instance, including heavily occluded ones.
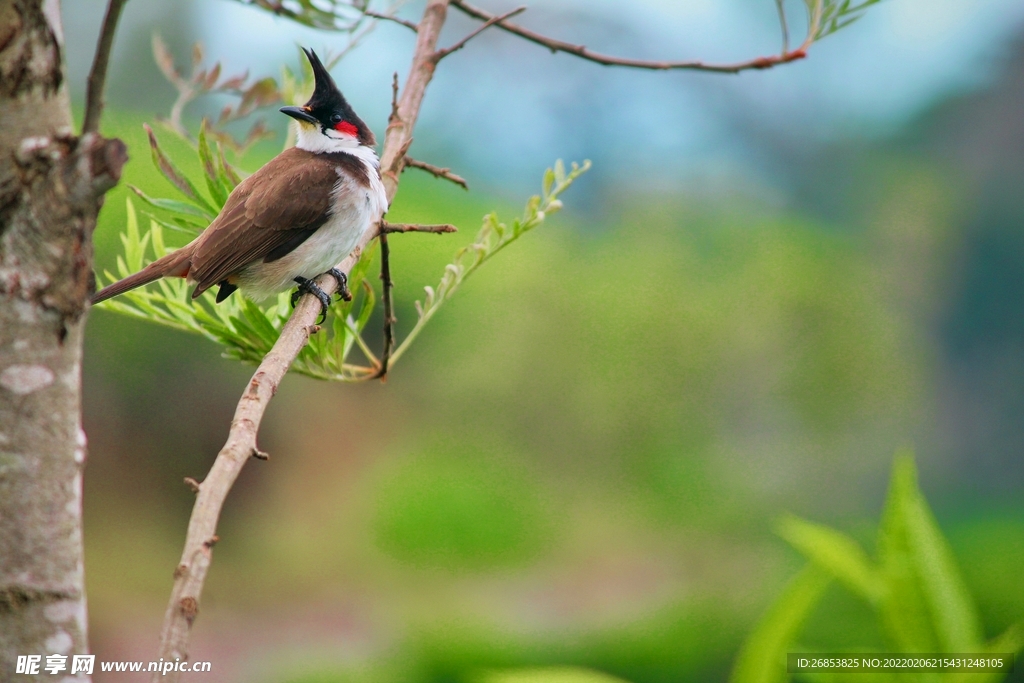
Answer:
[303,48,343,112]
[299,48,375,147]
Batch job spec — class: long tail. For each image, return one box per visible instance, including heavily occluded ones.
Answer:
[91,244,196,304]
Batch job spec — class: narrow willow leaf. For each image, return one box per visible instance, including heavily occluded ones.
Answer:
[877,451,982,652]
[891,453,983,651]
[122,199,144,271]
[147,214,202,238]
[129,186,211,224]
[151,34,180,85]
[217,142,242,189]
[149,218,167,257]
[777,515,884,604]
[878,459,942,651]
[330,306,350,360]
[240,297,280,345]
[354,281,376,332]
[143,124,217,215]
[113,254,129,278]
[198,119,228,208]
[729,564,831,683]
[543,167,556,197]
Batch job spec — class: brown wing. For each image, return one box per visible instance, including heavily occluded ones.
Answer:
[189,148,340,297]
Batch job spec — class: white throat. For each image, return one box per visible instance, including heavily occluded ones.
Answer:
[294,122,376,162]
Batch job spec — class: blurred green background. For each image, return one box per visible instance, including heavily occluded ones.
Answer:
[70,0,1024,681]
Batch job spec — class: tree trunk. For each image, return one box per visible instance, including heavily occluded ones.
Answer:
[0,1,125,680]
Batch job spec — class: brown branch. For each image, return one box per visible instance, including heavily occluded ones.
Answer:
[389,72,400,124]
[82,0,130,134]
[369,232,395,379]
[433,5,526,61]
[383,222,457,234]
[450,0,809,73]
[365,9,419,32]
[403,156,468,190]
[153,1,454,679]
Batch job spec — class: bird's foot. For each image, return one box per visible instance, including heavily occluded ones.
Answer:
[327,267,352,302]
[292,276,332,324]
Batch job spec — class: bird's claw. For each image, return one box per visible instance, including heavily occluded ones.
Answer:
[327,267,352,302]
[292,276,332,324]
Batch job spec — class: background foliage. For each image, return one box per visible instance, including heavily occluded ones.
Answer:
[75,1,1024,681]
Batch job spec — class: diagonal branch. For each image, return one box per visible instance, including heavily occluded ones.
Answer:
[403,156,468,189]
[365,9,419,32]
[450,0,809,73]
[154,1,454,679]
[433,5,526,61]
[369,231,395,379]
[83,0,130,134]
[383,222,457,234]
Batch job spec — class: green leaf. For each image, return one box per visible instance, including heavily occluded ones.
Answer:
[198,119,229,208]
[100,160,589,383]
[353,281,376,332]
[217,142,242,189]
[730,564,831,683]
[149,218,167,257]
[146,214,202,238]
[121,199,146,272]
[129,186,212,224]
[776,514,884,604]
[143,124,217,215]
[239,297,280,345]
[877,450,983,652]
[389,160,590,368]
[543,167,556,197]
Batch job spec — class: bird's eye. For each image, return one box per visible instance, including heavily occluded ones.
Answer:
[331,114,343,123]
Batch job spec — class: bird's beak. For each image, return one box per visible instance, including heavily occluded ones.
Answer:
[280,106,318,124]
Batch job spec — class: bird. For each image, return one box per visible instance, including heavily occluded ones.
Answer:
[91,48,388,320]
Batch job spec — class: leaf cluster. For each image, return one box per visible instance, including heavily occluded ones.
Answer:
[152,35,281,153]
[808,0,883,40]
[95,124,589,381]
[236,0,374,31]
[389,159,591,366]
[730,450,1023,683]
[150,30,372,153]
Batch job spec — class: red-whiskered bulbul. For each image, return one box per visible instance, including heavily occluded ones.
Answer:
[91,48,388,317]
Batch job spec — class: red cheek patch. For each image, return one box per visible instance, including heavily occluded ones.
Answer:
[334,121,358,137]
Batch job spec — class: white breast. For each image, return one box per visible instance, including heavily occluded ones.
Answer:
[237,149,388,301]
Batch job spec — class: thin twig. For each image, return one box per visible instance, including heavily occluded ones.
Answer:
[775,0,790,54]
[370,232,395,380]
[154,1,454,679]
[389,72,400,124]
[403,156,468,189]
[383,222,457,234]
[365,9,418,31]
[83,0,129,134]
[433,5,526,61]
[450,0,810,73]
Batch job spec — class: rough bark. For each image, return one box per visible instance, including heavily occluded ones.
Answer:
[0,1,126,680]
